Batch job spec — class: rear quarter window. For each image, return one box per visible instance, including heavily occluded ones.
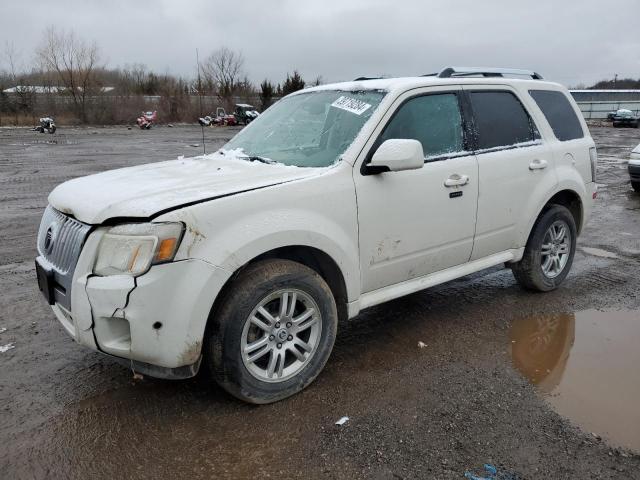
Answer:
[529,90,584,141]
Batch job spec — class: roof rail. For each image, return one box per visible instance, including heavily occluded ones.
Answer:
[436,67,544,80]
[353,76,383,81]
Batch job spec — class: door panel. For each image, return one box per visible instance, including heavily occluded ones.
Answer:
[464,86,557,260]
[470,143,554,259]
[354,87,479,293]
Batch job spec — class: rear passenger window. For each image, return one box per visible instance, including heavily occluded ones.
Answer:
[379,93,465,158]
[529,90,584,141]
[469,91,539,150]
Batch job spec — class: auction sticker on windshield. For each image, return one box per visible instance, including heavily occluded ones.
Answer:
[331,96,372,115]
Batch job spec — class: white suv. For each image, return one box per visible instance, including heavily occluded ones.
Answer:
[35,67,597,403]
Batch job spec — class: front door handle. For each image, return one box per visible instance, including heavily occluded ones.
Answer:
[444,174,470,187]
[529,159,548,170]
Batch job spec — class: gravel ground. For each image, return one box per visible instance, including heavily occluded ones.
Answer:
[0,124,639,479]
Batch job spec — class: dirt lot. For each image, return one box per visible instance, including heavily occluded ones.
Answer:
[1,124,639,479]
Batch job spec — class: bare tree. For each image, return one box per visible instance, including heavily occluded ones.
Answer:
[201,47,245,102]
[36,27,102,122]
[3,42,36,124]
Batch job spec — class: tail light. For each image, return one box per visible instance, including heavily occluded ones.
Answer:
[589,147,597,182]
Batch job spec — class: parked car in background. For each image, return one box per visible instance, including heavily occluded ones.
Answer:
[136,111,157,129]
[35,67,596,404]
[612,109,639,128]
[215,107,238,126]
[630,143,640,192]
[36,117,56,134]
[234,103,259,125]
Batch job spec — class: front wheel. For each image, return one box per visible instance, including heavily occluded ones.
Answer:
[511,205,577,292]
[205,259,338,404]
[632,181,640,193]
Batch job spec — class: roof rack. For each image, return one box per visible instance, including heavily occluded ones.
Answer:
[434,67,543,80]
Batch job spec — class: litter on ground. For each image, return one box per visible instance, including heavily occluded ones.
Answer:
[335,416,349,426]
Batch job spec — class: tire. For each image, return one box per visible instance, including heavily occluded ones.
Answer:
[49,125,56,134]
[632,181,640,193]
[39,126,45,133]
[511,205,577,292]
[205,259,338,404]
[613,122,620,128]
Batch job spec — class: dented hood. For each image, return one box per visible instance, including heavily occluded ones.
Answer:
[48,153,325,224]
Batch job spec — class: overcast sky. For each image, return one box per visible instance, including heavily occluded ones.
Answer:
[1,0,638,87]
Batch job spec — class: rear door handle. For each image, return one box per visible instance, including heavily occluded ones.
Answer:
[444,174,469,187]
[529,159,548,170]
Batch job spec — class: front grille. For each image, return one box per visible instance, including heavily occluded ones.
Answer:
[37,206,91,274]
[36,206,92,310]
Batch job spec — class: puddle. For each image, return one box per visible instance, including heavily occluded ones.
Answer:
[510,310,640,452]
[580,246,619,259]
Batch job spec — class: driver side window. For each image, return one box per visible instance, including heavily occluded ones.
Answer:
[379,93,465,159]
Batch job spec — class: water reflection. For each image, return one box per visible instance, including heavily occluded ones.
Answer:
[509,310,640,452]
[510,313,575,393]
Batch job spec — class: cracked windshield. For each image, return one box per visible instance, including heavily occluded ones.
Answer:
[223,90,385,167]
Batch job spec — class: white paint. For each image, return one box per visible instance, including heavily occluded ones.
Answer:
[38,74,596,380]
[369,139,424,172]
[357,250,521,311]
[48,150,328,224]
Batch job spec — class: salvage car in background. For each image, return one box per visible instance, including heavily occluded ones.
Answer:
[35,67,597,404]
[630,144,640,192]
[136,111,157,129]
[612,109,639,128]
[234,103,259,125]
[36,116,56,134]
[198,108,238,127]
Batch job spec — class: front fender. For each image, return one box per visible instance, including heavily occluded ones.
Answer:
[157,168,360,302]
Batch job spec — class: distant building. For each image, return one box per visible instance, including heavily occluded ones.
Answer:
[2,85,115,94]
[570,89,640,119]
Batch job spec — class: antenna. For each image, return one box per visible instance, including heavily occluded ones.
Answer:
[196,48,206,155]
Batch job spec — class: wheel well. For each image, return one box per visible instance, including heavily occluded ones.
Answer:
[544,190,583,233]
[252,246,349,322]
[208,246,349,327]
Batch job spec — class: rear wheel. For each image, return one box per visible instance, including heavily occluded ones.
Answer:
[512,205,576,292]
[205,259,338,404]
[632,181,640,193]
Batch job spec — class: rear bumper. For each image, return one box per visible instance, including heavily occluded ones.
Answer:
[629,161,640,182]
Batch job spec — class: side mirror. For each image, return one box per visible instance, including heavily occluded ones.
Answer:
[368,139,425,173]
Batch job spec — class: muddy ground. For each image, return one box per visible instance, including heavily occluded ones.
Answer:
[1,124,639,479]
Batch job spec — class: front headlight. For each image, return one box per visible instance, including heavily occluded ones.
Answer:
[94,222,184,276]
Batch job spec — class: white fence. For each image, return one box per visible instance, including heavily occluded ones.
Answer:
[576,101,640,119]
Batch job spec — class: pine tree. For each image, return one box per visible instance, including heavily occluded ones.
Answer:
[281,71,305,95]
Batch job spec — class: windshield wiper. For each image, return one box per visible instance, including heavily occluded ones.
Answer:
[242,155,275,164]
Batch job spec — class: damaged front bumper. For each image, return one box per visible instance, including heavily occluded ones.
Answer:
[45,228,231,379]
